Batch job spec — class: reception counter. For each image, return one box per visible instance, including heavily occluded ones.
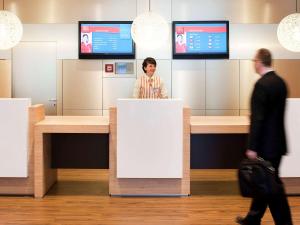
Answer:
[109,99,190,196]
[34,116,109,198]
[35,99,191,197]
[190,116,249,134]
[34,116,109,133]
[32,99,300,197]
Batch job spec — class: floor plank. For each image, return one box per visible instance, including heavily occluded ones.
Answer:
[0,169,299,225]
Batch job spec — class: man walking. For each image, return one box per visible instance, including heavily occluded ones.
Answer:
[236,48,293,225]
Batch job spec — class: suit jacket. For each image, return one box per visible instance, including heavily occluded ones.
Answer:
[248,71,288,159]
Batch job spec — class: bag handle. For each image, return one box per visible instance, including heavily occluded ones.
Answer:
[256,157,275,172]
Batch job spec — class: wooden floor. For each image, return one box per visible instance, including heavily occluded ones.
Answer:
[0,169,299,225]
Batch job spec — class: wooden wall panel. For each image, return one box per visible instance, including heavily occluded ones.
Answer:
[274,60,300,98]
[0,60,11,98]
[4,0,136,23]
[172,0,296,23]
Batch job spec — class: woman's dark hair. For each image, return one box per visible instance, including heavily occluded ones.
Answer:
[142,57,156,73]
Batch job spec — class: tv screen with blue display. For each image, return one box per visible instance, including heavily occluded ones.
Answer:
[79,21,135,59]
[172,21,229,59]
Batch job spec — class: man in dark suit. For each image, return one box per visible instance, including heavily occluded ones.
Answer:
[236,48,293,225]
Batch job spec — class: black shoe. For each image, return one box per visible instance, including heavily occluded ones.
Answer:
[236,216,245,224]
[235,216,260,225]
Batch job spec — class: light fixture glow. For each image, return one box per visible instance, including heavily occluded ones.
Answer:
[0,10,23,50]
[131,11,169,50]
[277,13,300,52]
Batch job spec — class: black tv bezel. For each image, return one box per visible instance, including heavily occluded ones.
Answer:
[172,20,229,60]
[78,21,136,59]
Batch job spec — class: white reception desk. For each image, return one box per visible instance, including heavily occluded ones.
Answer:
[0,98,31,177]
[0,99,44,195]
[109,99,191,196]
[281,99,300,178]
[117,99,183,178]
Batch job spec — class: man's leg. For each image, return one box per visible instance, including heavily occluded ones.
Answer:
[268,192,293,225]
[247,197,268,223]
[237,197,267,225]
[268,157,293,225]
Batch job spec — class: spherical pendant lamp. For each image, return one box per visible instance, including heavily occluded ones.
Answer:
[277,13,300,52]
[0,10,23,50]
[131,9,169,50]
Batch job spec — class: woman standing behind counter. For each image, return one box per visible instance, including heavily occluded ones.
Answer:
[133,57,168,99]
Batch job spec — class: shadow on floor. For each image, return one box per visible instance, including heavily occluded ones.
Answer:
[46,180,240,196]
[47,181,108,196]
[191,180,240,196]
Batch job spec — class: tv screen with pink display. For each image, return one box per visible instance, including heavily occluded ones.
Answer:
[79,21,135,59]
[172,21,229,59]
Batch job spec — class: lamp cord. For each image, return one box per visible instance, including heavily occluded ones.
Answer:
[149,0,151,12]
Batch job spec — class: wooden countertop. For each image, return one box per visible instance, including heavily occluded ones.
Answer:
[35,116,109,133]
[35,115,249,134]
[190,116,250,134]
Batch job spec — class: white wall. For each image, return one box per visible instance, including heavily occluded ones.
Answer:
[1,0,300,115]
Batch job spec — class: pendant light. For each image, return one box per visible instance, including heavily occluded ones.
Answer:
[0,10,23,50]
[277,13,300,52]
[131,0,169,50]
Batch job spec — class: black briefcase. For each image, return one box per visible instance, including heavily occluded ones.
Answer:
[238,157,283,198]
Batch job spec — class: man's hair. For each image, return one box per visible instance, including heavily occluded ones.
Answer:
[256,48,272,67]
[83,34,88,39]
[142,57,156,73]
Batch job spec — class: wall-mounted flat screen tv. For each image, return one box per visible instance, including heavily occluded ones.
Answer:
[172,21,229,59]
[79,21,135,59]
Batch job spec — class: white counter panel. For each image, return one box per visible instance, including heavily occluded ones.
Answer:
[117,99,183,178]
[0,98,31,177]
[281,99,300,177]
